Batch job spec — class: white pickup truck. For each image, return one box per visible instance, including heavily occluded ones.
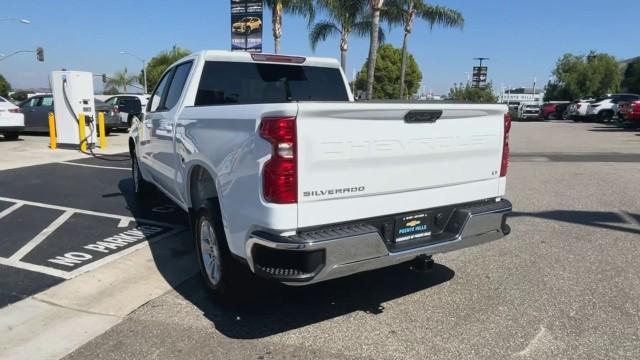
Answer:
[129,50,512,299]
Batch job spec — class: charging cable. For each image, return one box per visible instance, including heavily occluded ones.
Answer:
[61,79,129,162]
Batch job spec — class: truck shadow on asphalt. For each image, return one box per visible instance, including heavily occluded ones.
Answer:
[117,179,456,339]
[174,262,455,339]
[510,210,640,236]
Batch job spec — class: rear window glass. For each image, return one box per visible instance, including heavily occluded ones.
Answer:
[0,96,6,102]
[195,61,349,106]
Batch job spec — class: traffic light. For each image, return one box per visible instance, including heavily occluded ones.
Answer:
[102,74,107,83]
[36,47,44,62]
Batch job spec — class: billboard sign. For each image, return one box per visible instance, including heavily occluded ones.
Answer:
[472,66,488,89]
[472,66,488,88]
[231,0,263,52]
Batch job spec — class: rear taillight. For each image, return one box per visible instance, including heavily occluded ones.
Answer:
[8,108,21,113]
[633,101,640,112]
[260,117,297,204]
[576,104,582,109]
[500,113,511,177]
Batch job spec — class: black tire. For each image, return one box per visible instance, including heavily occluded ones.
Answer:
[193,199,255,303]
[599,111,613,123]
[4,132,19,140]
[131,152,152,198]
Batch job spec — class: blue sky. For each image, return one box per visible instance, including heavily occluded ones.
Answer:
[1,0,639,94]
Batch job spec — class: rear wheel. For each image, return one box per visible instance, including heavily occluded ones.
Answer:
[599,111,613,123]
[194,199,255,302]
[3,132,19,140]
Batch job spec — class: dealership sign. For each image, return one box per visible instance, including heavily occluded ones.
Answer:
[231,0,263,52]
[472,66,488,89]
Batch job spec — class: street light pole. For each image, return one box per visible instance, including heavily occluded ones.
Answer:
[0,50,34,62]
[0,18,31,24]
[120,51,148,94]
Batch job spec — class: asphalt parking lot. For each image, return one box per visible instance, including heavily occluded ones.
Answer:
[1,122,640,359]
[0,137,188,308]
[59,121,640,360]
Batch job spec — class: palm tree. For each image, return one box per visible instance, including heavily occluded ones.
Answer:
[264,0,315,54]
[365,0,385,100]
[385,1,463,98]
[309,0,375,73]
[106,68,137,93]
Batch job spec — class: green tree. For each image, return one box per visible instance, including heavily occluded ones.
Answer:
[103,86,120,95]
[144,46,191,91]
[384,1,463,99]
[9,90,28,102]
[264,0,315,54]
[549,52,620,100]
[622,59,640,94]
[448,82,498,103]
[309,0,379,72]
[0,74,11,98]
[365,0,385,100]
[355,44,422,99]
[106,68,137,93]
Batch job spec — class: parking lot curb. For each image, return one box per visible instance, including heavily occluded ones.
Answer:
[0,230,198,360]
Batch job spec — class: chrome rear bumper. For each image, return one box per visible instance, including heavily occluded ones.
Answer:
[246,199,512,285]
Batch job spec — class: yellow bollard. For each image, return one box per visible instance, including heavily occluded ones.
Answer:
[78,112,87,152]
[48,112,57,150]
[98,111,107,149]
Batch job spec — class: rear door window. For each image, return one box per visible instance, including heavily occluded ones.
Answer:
[163,62,193,111]
[195,61,349,106]
[41,96,53,106]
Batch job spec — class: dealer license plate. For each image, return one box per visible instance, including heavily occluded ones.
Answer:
[394,212,431,242]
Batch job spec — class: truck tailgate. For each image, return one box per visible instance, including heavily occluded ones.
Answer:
[296,102,507,227]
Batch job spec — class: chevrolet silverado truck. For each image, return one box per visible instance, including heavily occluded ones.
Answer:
[129,50,512,300]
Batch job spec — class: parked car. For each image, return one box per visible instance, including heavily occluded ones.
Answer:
[567,99,595,121]
[103,94,147,128]
[617,100,640,127]
[0,96,24,140]
[518,103,541,120]
[232,17,262,34]
[130,50,512,301]
[19,95,121,134]
[586,93,640,122]
[539,102,570,120]
[94,99,126,134]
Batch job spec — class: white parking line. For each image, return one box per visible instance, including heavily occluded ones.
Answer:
[59,161,130,171]
[0,202,23,220]
[0,258,71,279]
[0,196,187,279]
[0,197,178,228]
[9,211,75,261]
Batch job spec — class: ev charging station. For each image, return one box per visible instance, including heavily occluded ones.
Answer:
[50,71,96,149]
